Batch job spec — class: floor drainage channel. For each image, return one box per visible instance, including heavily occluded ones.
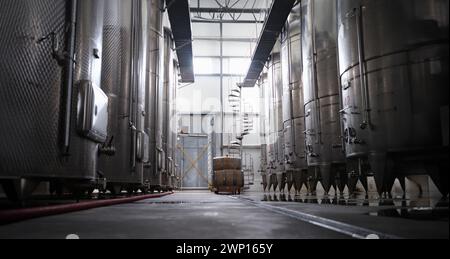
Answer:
[229,196,402,239]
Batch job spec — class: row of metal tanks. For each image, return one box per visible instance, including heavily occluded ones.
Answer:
[0,0,180,201]
[260,0,449,197]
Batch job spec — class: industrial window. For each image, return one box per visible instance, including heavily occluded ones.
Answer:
[222,58,251,75]
[192,40,221,56]
[222,41,256,57]
[193,57,221,75]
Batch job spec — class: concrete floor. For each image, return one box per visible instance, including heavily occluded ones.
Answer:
[0,191,447,239]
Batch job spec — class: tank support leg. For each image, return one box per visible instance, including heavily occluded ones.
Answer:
[271,174,278,192]
[370,153,395,196]
[319,164,333,195]
[276,172,286,192]
[0,178,39,202]
[398,177,406,198]
[286,171,294,193]
[336,170,348,196]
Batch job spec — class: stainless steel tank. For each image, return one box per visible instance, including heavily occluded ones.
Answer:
[267,50,285,192]
[302,0,347,195]
[281,3,308,194]
[266,55,275,192]
[144,0,164,192]
[276,55,286,193]
[168,57,179,191]
[0,0,108,200]
[337,0,449,195]
[258,72,269,192]
[161,28,175,191]
[98,0,148,194]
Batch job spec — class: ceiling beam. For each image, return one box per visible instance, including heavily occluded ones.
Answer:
[195,73,246,77]
[194,37,257,43]
[190,7,266,14]
[194,55,251,59]
[192,19,264,24]
[240,0,296,87]
[167,0,195,83]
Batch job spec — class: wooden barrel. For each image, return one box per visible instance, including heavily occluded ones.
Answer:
[213,157,241,171]
[213,169,244,194]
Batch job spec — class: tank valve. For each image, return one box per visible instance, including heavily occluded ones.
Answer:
[99,136,116,156]
[360,122,368,130]
[353,138,365,145]
[99,146,116,156]
[37,31,69,66]
[308,152,319,158]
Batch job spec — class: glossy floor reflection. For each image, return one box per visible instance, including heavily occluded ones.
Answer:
[0,191,447,239]
[259,192,449,221]
[260,193,448,208]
